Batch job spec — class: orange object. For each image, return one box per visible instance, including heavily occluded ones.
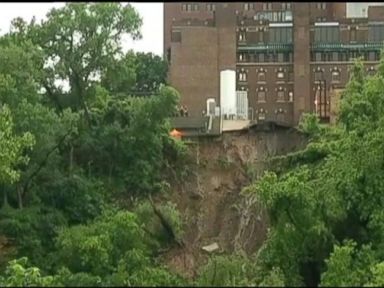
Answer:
[170,129,182,139]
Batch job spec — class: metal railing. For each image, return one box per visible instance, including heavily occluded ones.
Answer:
[311,42,384,50]
[237,43,293,51]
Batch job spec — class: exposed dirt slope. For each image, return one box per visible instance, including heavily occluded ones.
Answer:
[162,126,307,278]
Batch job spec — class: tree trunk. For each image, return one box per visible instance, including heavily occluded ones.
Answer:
[17,185,23,209]
[2,189,8,209]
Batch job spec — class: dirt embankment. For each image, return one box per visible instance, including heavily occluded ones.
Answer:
[162,127,307,278]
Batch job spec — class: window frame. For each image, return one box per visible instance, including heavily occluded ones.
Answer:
[258,71,266,82]
[257,90,266,103]
[277,90,285,102]
[331,70,341,83]
[206,3,216,12]
[277,71,285,80]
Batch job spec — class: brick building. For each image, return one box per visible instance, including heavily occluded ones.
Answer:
[164,3,384,127]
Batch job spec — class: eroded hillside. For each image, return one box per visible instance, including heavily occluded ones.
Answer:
[162,126,307,278]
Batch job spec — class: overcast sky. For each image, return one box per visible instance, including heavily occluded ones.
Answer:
[0,2,164,55]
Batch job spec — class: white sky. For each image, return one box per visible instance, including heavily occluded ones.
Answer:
[0,2,164,56]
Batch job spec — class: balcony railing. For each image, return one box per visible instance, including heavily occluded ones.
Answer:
[237,43,293,52]
[311,42,384,51]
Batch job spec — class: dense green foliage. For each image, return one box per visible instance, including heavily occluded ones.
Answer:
[0,3,187,286]
[240,55,384,286]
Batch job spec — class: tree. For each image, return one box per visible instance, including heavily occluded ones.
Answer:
[0,3,187,285]
[0,106,34,187]
[196,254,257,286]
[101,51,168,97]
[12,3,142,121]
[320,241,377,287]
[241,54,384,286]
[131,52,168,94]
[0,258,58,287]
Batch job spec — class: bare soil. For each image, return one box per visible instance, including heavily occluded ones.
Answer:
[161,127,307,279]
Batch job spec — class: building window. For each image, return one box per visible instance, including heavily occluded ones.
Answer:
[167,48,171,63]
[258,71,266,82]
[288,70,294,82]
[315,52,322,62]
[257,90,266,102]
[288,92,293,102]
[258,108,266,120]
[258,53,265,62]
[277,71,285,80]
[193,4,199,11]
[321,3,326,10]
[239,71,247,82]
[258,28,265,43]
[277,90,285,102]
[332,52,338,62]
[244,3,254,11]
[263,3,272,11]
[331,70,340,83]
[314,26,340,43]
[206,3,215,11]
[269,27,293,43]
[350,28,356,42]
[367,67,376,76]
[349,51,359,61]
[182,3,193,12]
[368,51,376,61]
[270,53,278,63]
[369,24,384,42]
[314,70,323,82]
[239,31,246,42]
[282,3,291,10]
[238,53,247,62]
[171,30,182,42]
[316,3,326,10]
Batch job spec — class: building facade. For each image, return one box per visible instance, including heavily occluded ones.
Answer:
[164,2,384,126]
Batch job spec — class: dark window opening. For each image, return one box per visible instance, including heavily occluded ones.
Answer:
[369,24,384,42]
[314,71,323,82]
[244,3,254,11]
[258,72,266,82]
[207,3,216,12]
[331,70,340,83]
[239,71,247,82]
[167,48,171,63]
[350,28,356,42]
[258,91,266,102]
[269,27,293,43]
[277,90,285,102]
[314,26,340,43]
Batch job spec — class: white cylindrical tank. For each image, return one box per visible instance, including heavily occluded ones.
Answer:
[220,70,236,118]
